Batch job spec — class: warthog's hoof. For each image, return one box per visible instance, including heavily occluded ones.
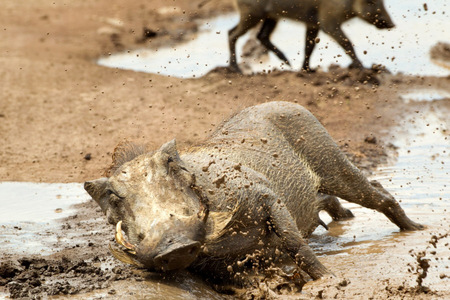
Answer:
[400,220,425,231]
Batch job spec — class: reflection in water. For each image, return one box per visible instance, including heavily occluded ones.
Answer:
[98,0,449,78]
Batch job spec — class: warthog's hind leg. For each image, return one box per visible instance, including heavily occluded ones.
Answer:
[318,193,354,221]
[319,165,424,231]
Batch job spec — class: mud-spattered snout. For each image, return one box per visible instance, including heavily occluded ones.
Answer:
[153,240,201,271]
[136,235,202,271]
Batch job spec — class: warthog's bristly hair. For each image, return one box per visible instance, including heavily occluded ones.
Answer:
[104,141,149,176]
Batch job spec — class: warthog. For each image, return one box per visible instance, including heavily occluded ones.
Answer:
[228,0,395,72]
[85,101,422,282]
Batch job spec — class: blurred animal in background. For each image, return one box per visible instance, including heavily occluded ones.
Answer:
[228,0,395,72]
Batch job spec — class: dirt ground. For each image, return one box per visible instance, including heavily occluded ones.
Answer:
[0,0,449,299]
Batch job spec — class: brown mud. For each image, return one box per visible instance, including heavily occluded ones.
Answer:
[1,0,449,299]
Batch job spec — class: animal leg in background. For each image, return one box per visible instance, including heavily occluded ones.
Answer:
[256,18,291,66]
[302,25,320,72]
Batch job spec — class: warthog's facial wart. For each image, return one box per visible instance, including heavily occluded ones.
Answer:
[84,140,208,271]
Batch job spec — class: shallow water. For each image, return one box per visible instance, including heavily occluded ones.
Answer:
[401,89,450,103]
[0,182,87,223]
[98,0,450,78]
[309,94,450,293]
[0,182,89,255]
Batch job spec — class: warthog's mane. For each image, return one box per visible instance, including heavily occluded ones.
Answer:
[104,141,149,177]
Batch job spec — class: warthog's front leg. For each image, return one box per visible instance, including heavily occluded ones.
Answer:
[269,197,331,280]
[320,24,363,69]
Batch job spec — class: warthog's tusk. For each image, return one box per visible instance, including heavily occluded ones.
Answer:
[197,205,209,223]
[109,244,142,267]
[115,221,136,253]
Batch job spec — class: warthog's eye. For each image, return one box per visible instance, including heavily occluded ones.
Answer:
[167,156,189,172]
[106,189,124,202]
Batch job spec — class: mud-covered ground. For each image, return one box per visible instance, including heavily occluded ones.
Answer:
[1,0,449,299]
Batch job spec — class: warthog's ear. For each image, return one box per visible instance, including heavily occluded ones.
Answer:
[159,139,181,162]
[105,142,148,176]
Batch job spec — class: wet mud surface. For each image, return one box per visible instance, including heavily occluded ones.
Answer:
[1,0,449,299]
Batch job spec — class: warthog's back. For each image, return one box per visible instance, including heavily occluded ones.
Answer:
[183,101,347,234]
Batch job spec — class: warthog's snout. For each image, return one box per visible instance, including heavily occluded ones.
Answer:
[153,240,201,271]
[134,234,202,271]
[84,178,108,201]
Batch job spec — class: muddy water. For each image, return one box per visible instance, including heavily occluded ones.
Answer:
[307,94,450,296]
[0,182,89,256]
[97,0,450,78]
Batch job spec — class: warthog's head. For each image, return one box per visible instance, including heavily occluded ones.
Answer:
[84,140,208,271]
[354,0,395,29]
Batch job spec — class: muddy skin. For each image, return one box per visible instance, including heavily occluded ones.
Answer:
[228,0,395,73]
[84,101,422,287]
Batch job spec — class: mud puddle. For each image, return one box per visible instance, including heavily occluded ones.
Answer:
[98,0,449,78]
[0,182,90,256]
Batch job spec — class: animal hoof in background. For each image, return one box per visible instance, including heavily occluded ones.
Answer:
[300,67,316,74]
[227,64,242,74]
[348,61,363,69]
[206,66,239,76]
